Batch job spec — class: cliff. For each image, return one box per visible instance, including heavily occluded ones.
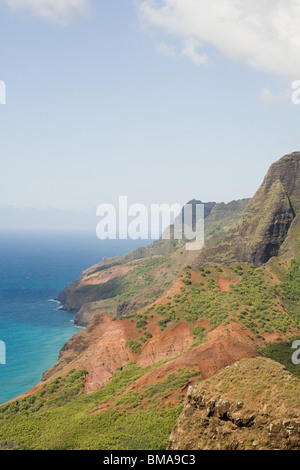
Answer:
[168,357,300,450]
[195,152,300,267]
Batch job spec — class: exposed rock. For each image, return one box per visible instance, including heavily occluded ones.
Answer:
[41,316,259,395]
[204,199,250,246]
[168,357,300,450]
[195,152,300,267]
[233,180,294,264]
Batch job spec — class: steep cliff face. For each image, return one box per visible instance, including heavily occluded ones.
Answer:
[203,199,250,248]
[168,357,300,450]
[231,178,295,264]
[231,152,300,264]
[196,152,300,267]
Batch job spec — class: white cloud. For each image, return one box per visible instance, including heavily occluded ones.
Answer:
[155,38,208,66]
[155,41,176,57]
[0,0,90,24]
[261,87,292,106]
[181,39,208,66]
[138,0,300,78]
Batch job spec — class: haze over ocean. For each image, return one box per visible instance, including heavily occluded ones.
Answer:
[0,231,147,404]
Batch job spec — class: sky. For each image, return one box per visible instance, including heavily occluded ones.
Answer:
[1,0,300,230]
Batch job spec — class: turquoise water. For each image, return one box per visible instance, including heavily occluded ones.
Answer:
[0,231,146,404]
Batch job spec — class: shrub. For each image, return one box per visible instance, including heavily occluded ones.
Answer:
[136,319,147,329]
[126,338,142,355]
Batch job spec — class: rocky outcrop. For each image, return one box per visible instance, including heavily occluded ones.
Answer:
[231,178,295,265]
[205,199,250,233]
[168,357,300,450]
[195,152,300,267]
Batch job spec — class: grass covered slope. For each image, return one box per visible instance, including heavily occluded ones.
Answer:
[168,357,300,450]
[122,261,300,339]
[42,257,300,389]
[0,363,200,450]
[2,251,300,450]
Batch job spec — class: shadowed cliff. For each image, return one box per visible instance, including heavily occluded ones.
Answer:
[194,152,300,267]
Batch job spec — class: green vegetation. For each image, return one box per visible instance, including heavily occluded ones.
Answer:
[186,264,297,335]
[143,331,152,339]
[182,270,192,286]
[136,318,147,329]
[143,262,299,338]
[5,251,300,450]
[78,257,170,301]
[281,256,300,328]
[258,340,300,379]
[115,368,199,410]
[0,369,86,417]
[126,338,142,355]
[114,260,300,341]
[191,324,205,345]
[0,362,198,450]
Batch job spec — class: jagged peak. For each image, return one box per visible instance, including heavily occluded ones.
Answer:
[196,152,300,267]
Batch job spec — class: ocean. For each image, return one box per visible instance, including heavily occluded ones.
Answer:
[0,231,147,405]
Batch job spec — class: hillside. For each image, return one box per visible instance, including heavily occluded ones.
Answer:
[1,152,300,451]
[43,260,300,387]
[58,198,249,325]
[168,357,300,450]
[2,253,300,449]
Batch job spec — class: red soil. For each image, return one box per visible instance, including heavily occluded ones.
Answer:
[38,312,195,394]
[217,278,233,291]
[15,266,294,404]
[124,322,259,393]
[18,315,261,404]
[80,265,138,286]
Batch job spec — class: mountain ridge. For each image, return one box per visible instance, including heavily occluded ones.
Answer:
[193,152,300,267]
[1,151,300,450]
[58,198,250,325]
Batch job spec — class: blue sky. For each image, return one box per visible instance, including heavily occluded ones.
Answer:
[0,0,300,230]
